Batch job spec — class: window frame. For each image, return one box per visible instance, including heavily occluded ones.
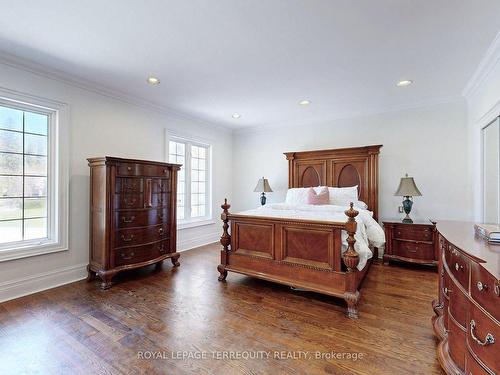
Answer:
[166,133,212,228]
[0,90,69,262]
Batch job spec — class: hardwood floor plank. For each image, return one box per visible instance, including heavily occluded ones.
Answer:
[0,243,442,375]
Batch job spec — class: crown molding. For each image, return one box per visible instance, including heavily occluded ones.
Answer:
[0,52,233,134]
[463,30,500,98]
[234,95,464,135]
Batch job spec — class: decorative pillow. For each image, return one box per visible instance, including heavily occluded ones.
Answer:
[285,188,311,205]
[329,185,358,206]
[353,200,368,210]
[306,187,330,205]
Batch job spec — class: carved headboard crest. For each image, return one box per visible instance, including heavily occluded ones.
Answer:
[284,145,382,220]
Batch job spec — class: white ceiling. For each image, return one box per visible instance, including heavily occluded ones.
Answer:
[0,0,499,129]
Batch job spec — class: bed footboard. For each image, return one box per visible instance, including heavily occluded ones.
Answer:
[217,200,365,319]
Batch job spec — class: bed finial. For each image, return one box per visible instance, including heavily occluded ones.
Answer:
[343,202,360,273]
[218,199,231,281]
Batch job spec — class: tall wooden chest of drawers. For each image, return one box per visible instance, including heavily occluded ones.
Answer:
[87,157,181,289]
[432,221,499,375]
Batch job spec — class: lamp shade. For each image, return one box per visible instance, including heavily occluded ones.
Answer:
[253,177,273,193]
[394,174,422,197]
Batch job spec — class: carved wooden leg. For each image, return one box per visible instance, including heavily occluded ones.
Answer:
[86,265,96,282]
[97,271,116,290]
[171,254,180,267]
[344,291,360,319]
[155,260,164,271]
[217,264,228,282]
[383,255,390,266]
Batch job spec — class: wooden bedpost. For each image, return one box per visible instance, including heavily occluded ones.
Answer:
[217,199,231,281]
[343,202,360,319]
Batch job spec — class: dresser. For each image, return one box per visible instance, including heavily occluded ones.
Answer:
[87,157,181,289]
[383,221,437,266]
[433,221,499,375]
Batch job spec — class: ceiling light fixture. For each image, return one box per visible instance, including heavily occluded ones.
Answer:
[232,113,241,119]
[299,99,311,105]
[147,76,160,85]
[396,80,413,87]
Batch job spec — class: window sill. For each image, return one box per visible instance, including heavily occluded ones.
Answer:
[178,219,215,230]
[0,241,68,263]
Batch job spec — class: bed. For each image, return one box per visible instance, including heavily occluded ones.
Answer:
[217,145,384,319]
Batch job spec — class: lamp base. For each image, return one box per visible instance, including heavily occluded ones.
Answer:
[260,193,266,206]
[402,215,413,224]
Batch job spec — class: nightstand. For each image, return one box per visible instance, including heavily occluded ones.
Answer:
[382,221,437,266]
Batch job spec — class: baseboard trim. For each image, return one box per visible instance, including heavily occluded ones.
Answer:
[178,231,220,252]
[0,263,88,303]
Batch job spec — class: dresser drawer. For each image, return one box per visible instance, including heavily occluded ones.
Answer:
[152,178,171,193]
[449,315,466,371]
[393,225,433,242]
[467,303,499,372]
[470,263,500,322]
[114,224,169,248]
[450,249,470,290]
[115,178,143,193]
[115,208,169,229]
[114,193,144,209]
[393,240,434,260]
[449,281,468,328]
[465,349,491,375]
[114,240,170,266]
[117,163,171,177]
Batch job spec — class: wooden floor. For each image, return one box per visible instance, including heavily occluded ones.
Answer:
[0,243,442,375]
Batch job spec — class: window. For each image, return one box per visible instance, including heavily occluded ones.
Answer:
[168,137,211,224]
[0,106,49,243]
[0,93,68,261]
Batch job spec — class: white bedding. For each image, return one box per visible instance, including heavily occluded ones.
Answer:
[237,203,386,271]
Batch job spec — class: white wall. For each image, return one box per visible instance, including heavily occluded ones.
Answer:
[232,100,471,224]
[0,61,232,301]
[465,33,500,221]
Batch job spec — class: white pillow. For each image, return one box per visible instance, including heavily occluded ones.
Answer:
[353,200,368,210]
[285,188,311,205]
[329,185,358,206]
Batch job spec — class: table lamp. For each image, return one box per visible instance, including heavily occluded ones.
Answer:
[254,177,273,205]
[394,173,422,223]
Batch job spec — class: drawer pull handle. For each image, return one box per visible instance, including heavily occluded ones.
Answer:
[121,252,135,260]
[158,228,164,235]
[122,216,136,223]
[495,283,500,297]
[476,281,488,292]
[455,263,463,271]
[127,166,132,171]
[470,320,495,346]
[443,287,452,296]
[121,234,135,242]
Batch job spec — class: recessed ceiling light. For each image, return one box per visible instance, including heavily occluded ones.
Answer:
[299,99,311,105]
[232,113,241,119]
[396,80,413,87]
[147,76,160,85]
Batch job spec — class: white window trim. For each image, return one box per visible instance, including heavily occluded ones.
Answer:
[0,88,69,262]
[166,131,212,228]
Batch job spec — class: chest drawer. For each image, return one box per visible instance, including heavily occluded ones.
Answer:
[449,281,468,328]
[393,240,434,260]
[115,208,170,229]
[114,193,144,209]
[465,349,491,375]
[448,315,466,371]
[470,263,500,322]
[114,240,170,267]
[115,178,143,194]
[449,249,470,290]
[114,224,169,248]
[117,163,171,177]
[393,225,433,242]
[467,302,499,373]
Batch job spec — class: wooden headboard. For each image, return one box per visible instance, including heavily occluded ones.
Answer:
[284,145,382,220]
